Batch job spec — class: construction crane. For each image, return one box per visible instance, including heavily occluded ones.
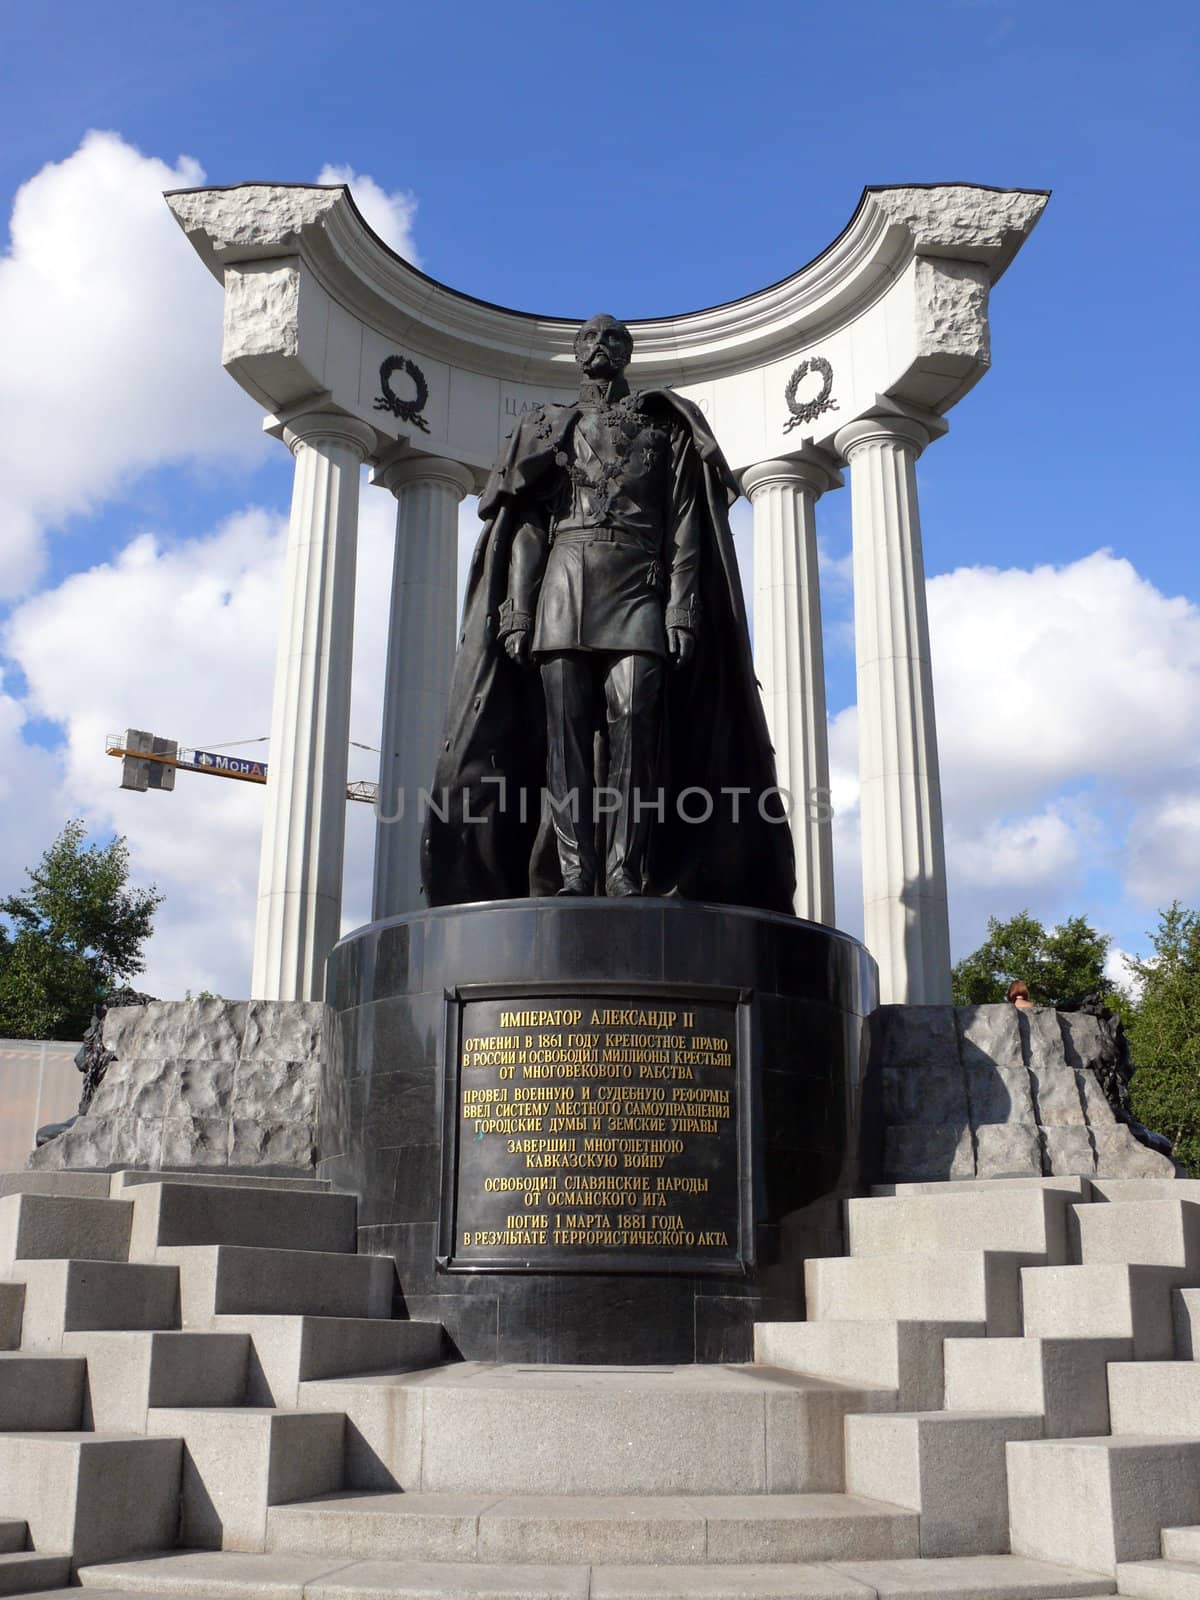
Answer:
[105,730,379,805]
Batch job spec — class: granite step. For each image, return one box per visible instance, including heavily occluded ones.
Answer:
[144,1407,345,1550]
[1164,1530,1200,1561]
[214,1312,445,1406]
[128,1181,357,1259]
[265,1488,920,1564]
[72,1548,1119,1598]
[0,1433,181,1567]
[0,1524,24,1556]
[943,1336,1130,1437]
[0,1550,72,1594]
[1115,1559,1200,1596]
[156,1244,392,1325]
[754,1318,985,1411]
[11,1260,178,1350]
[0,1194,132,1268]
[844,1409,1044,1557]
[294,1360,893,1495]
[0,1286,21,1351]
[846,1187,1073,1263]
[1020,1265,1196,1359]
[0,1354,86,1430]
[1008,1435,1200,1575]
[61,1329,249,1430]
[805,1249,1028,1334]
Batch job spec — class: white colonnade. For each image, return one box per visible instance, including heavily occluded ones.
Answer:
[168,180,1048,1005]
[743,455,839,930]
[251,411,376,1003]
[834,411,952,1005]
[371,454,475,921]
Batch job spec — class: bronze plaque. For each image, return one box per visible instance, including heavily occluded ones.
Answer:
[441,993,745,1273]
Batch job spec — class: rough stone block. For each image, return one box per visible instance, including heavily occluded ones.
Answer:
[229,1120,315,1171]
[974,1124,1044,1179]
[957,1005,1036,1125]
[882,1126,975,1182]
[242,1001,325,1063]
[1026,1010,1088,1126]
[1093,1126,1175,1178]
[1043,1126,1097,1176]
[158,1117,233,1169]
[105,999,249,1062]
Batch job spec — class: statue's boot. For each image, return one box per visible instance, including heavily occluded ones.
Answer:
[604,652,663,899]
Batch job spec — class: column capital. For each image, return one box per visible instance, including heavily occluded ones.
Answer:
[741,451,843,501]
[281,409,377,460]
[371,450,476,500]
[834,406,947,464]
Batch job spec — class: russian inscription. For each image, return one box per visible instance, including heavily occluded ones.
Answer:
[446,995,741,1271]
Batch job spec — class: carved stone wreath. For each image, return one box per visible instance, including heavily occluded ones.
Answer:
[783,356,838,433]
[373,354,431,433]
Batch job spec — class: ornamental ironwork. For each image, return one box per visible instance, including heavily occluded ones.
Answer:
[783,356,838,433]
[374,354,431,433]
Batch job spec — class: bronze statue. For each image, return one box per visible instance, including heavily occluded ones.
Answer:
[422,316,795,914]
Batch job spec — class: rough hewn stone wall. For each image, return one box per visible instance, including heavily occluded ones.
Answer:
[871,1002,1174,1183]
[28,999,323,1174]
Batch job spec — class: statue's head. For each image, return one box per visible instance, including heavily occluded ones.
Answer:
[573,314,633,380]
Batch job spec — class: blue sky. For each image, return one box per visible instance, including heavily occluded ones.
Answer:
[0,0,1197,998]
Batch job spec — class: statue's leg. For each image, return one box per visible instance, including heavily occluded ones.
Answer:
[540,651,600,894]
[603,651,665,896]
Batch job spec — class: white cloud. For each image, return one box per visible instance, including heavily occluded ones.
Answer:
[2,490,394,998]
[0,131,268,598]
[929,551,1200,814]
[1125,791,1200,909]
[315,164,420,264]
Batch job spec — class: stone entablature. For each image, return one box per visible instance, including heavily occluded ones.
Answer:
[167,182,1046,476]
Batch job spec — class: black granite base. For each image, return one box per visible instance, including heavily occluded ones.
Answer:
[320,899,875,1364]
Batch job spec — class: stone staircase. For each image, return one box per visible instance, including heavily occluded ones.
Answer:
[6,1172,1200,1595]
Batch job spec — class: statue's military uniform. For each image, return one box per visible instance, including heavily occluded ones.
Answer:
[498,377,704,895]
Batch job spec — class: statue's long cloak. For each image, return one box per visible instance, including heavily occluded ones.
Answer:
[420,391,796,916]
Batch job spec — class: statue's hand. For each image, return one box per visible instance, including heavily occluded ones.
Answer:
[667,626,695,668]
[503,628,531,665]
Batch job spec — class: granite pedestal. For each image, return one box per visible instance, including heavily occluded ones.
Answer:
[320,899,875,1364]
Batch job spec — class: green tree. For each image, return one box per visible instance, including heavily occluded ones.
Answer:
[1126,902,1200,1173]
[951,909,1113,1008]
[0,822,162,1040]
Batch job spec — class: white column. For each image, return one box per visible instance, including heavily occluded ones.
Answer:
[252,410,376,1002]
[371,454,474,919]
[742,455,839,926]
[834,412,952,1005]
